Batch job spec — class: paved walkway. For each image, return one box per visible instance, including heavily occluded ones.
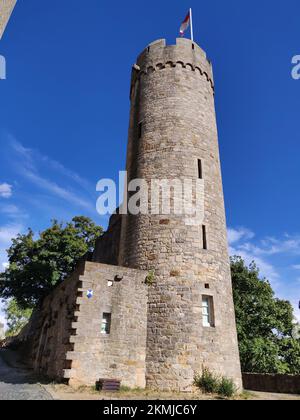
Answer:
[0,350,53,400]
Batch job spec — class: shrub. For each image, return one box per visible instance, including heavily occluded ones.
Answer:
[194,368,237,398]
[194,368,219,394]
[145,270,156,286]
[218,377,237,398]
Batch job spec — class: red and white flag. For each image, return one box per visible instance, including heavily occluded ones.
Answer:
[179,11,191,37]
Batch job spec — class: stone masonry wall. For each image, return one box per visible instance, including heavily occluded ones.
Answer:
[119,38,242,391]
[19,262,85,380]
[93,213,122,266]
[64,262,148,388]
[18,261,148,389]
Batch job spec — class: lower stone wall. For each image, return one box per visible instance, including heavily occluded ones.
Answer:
[65,262,148,389]
[17,260,148,389]
[243,373,300,395]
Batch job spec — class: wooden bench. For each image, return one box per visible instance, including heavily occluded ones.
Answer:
[96,379,121,392]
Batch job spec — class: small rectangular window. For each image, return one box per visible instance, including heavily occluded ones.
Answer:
[138,122,143,139]
[202,225,207,250]
[198,159,202,179]
[202,296,214,328]
[101,313,111,335]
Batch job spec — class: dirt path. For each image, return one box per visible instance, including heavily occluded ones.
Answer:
[0,350,53,400]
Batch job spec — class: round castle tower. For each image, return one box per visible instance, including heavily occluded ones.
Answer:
[119,38,242,391]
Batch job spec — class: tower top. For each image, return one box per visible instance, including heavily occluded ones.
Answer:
[130,38,214,100]
[137,38,209,62]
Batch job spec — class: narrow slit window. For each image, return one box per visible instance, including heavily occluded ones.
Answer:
[198,159,203,179]
[202,296,215,328]
[101,313,111,335]
[138,122,143,139]
[202,225,207,250]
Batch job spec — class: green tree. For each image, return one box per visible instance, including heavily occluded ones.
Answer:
[279,338,300,374]
[4,299,33,337]
[0,216,102,309]
[231,256,300,374]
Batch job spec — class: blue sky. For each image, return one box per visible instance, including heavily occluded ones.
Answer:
[0,0,300,326]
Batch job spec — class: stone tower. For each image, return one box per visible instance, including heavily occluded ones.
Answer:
[11,38,243,392]
[119,38,242,391]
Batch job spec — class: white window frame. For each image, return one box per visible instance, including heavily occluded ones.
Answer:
[202,296,214,328]
[101,313,111,335]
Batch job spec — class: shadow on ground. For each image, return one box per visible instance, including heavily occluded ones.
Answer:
[0,349,53,385]
[0,349,53,400]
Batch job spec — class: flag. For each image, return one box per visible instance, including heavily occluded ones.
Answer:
[87,290,94,299]
[179,11,191,37]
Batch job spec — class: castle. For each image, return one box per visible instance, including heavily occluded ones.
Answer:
[20,38,242,392]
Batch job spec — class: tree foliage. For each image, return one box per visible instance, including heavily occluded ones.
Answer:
[4,299,33,337]
[231,256,300,374]
[0,217,102,309]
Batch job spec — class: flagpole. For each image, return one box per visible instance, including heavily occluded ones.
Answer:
[189,8,194,41]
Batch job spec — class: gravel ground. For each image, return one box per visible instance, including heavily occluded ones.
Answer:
[1,349,300,401]
[45,385,300,401]
[0,350,53,400]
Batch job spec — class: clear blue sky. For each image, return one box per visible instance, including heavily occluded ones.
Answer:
[0,0,300,324]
